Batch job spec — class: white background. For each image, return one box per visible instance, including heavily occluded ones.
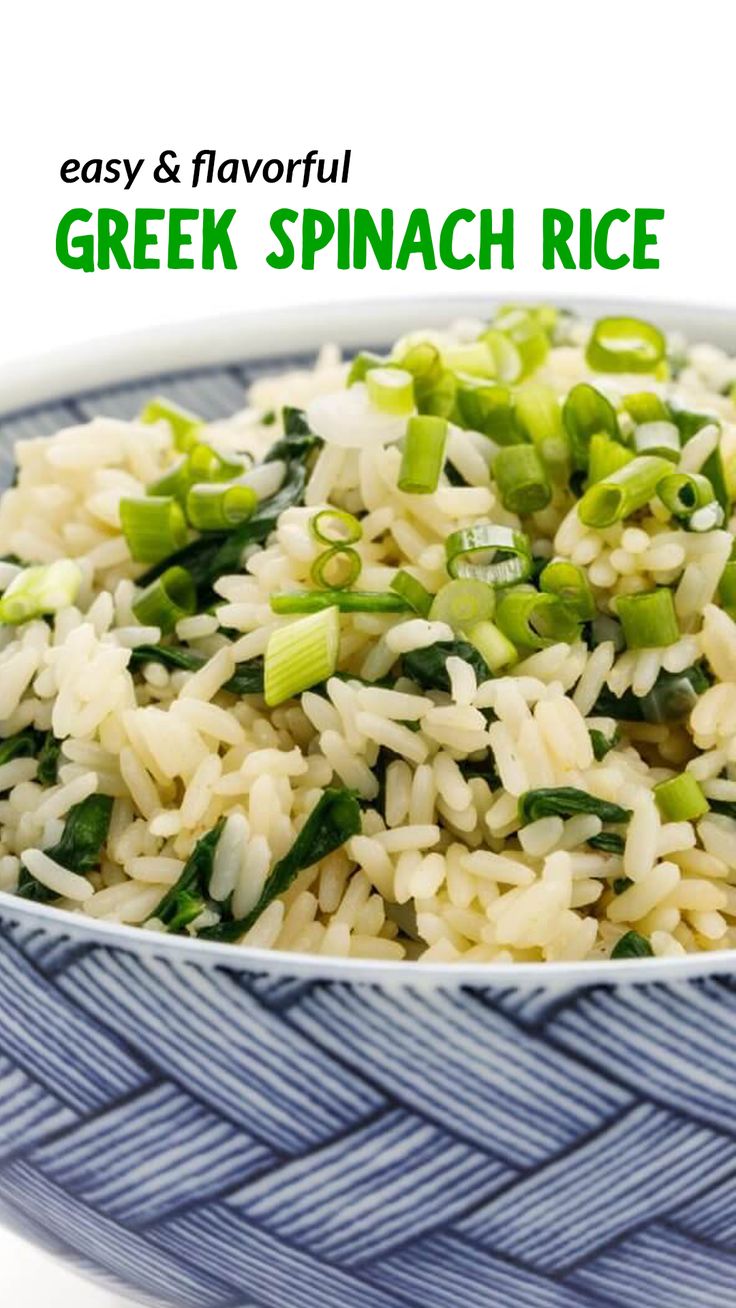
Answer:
[0,0,733,1302]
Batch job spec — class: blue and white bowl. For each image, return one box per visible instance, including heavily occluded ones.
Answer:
[1,300,736,1308]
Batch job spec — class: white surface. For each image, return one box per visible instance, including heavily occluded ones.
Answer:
[0,1228,131,1307]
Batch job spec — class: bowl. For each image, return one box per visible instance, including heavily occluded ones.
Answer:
[1,298,736,1308]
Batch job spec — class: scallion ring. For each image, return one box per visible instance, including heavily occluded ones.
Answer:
[577,455,674,527]
[445,525,533,588]
[429,579,496,632]
[391,570,433,617]
[614,588,680,650]
[310,546,362,590]
[309,509,362,546]
[132,567,197,634]
[492,444,552,515]
[539,559,595,621]
[186,482,258,532]
[120,496,188,564]
[495,587,582,650]
[657,471,717,520]
[586,316,666,374]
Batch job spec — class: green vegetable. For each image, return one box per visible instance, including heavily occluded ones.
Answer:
[490,307,550,377]
[0,560,82,625]
[589,727,619,761]
[366,366,415,415]
[539,560,595,621]
[633,421,680,462]
[429,579,496,632]
[0,728,44,770]
[18,794,114,903]
[120,496,188,565]
[477,329,523,382]
[310,546,362,590]
[347,351,389,385]
[623,392,669,425]
[615,588,679,650]
[657,472,718,523]
[513,382,569,478]
[577,455,674,527]
[612,873,633,891]
[132,567,197,634]
[399,343,456,417]
[518,787,632,825]
[36,733,62,787]
[140,397,202,451]
[591,664,709,724]
[128,644,265,695]
[398,416,448,494]
[443,341,495,377]
[199,789,362,942]
[611,930,654,959]
[309,509,362,545]
[271,590,411,615]
[492,444,551,514]
[390,570,433,617]
[453,377,518,443]
[150,819,226,931]
[465,619,517,671]
[563,382,620,470]
[186,482,258,532]
[719,561,736,616]
[402,639,490,692]
[264,607,340,706]
[445,525,533,588]
[586,316,666,374]
[495,587,581,650]
[587,434,634,485]
[590,832,626,855]
[654,772,709,822]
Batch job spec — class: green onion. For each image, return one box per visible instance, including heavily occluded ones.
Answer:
[702,446,731,517]
[492,445,552,515]
[519,787,632,824]
[398,416,448,494]
[120,496,188,564]
[185,482,258,532]
[390,570,433,617]
[478,329,523,382]
[347,351,389,385]
[587,434,634,485]
[187,442,244,484]
[539,560,595,621]
[720,561,736,616]
[0,560,82,625]
[495,587,581,650]
[657,471,718,523]
[398,344,455,417]
[654,771,709,822]
[490,308,550,377]
[466,619,517,671]
[271,590,411,614]
[577,455,674,527]
[264,606,340,706]
[615,588,679,650]
[366,366,415,415]
[445,525,533,587]
[140,397,202,451]
[454,377,518,443]
[147,456,192,502]
[513,383,569,478]
[132,567,197,634]
[443,341,495,377]
[586,316,666,374]
[310,546,362,590]
[633,420,681,461]
[611,930,654,959]
[623,392,670,424]
[562,382,620,470]
[429,579,496,631]
[309,509,362,545]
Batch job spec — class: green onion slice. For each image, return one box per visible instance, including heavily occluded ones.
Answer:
[454,377,518,443]
[187,442,244,484]
[186,482,258,532]
[132,566,197,634]
[720,561,736,616]
[587,434,634,485]
[495,586,581,650]
[309,509,362,546]
[347,351,390,385]
[264,607,340,707]
[466,619,517,671]
[615,587,680,650]
[443,341,495,377]
[654,772,709,822]
[366,366,415,416]
[562,382,620,470]
[493,444,552,515]
[513,383,569,478]
[0,560,82,625]
[586,316,666,374]
[633,420,681,461]
[310,546,362,590]
[479,329,523,382]
[539,559,595,621]
[271,590,412,614]
[140,397,202,451]
[490,308,550,377]
[577,455,674,527]
[398,415,448,494]
[657,471,717,521]
[120,496,188,564]
[445,525,533,588]
[623,391,670,425]
[429,579,496,632]
[391,570,433,617]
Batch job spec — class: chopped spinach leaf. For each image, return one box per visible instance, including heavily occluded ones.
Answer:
[589,727,619,762]
[402,640,490,693]
[611,929,653,959]
[0,728,43,771]
[591,664,709,724]
[519,787,632,825]
[129,645,265,695]
[589,832,626,855]
[151,818,226,931]
[17,794,113,902]
[36,733,62,787]
[612,875,633,893]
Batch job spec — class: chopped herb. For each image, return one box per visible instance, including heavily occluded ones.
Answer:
[589,728,620,761]
[17,794,113,902]
[0,728,43,770]
[589,832,626,855]
[151,819,226,931]
[612,875,633,893]
[402,640,490,693]
[611,930,654,959]
[591,664,709,723]
[128,644,265,696]
[518,788,632,825]
[36,733,62,787]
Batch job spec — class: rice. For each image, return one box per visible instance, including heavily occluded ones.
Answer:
[1,306,736,964]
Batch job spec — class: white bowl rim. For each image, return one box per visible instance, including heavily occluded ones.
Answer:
[1,293,735,989]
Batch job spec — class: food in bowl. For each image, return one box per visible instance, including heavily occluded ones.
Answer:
[0,305,735,965]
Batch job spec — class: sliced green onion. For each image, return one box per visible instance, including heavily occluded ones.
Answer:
[445,525,533,587]
[689,502,725,532]
[623,391,670,424]
[492,444,552,515]
[271,590,412,614]
[657,471,717,521]
[391,570,433,617]
[586,316,666,374]
[478,329,523,382]
[429,579,496,632]
[611,930,653,959]
[562,383,620,470]
[587,434,634,485]
[654,772,709,822]
[702,446,731,516]
[615,588,679,649]
[347,351,389,385]
[132,567,196,634]
[669,402,717,443]
[519,787,631,824]
[490,308,549,377]
[398,416,448,494]
[187,442,244,483]
[147,455,192,502]
[633,420,681,461]
[310,546,362,590]
[120,496,188,564]
[720,561,736,616]
[496,586,581,650]
[366,366,415,416]
[309,509,362,545]
[264,607,340,707]
[398,343,455,416]
[186,482,258,532]
[539,560,595,621]
[443,341,495,377]
[577,455,674,527]
[140,397,202,451]
[466,618,517,671]
[454,377,518,443]
[0,560,82,625]
[513,383,569,479]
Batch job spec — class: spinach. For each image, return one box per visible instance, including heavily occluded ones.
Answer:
[263,406,323,464]
[0,728,43,771]
[708,799,736,821]
[590,832,626,855]
[611,930,653,959]
[150,818,226,931]
[589,727,619,762]
[199,788,361,942]
[591,664,709,724]
[17,794,113,902]
[129,645,265,696]
[402,640,490,693]
[612,874,633,893]
[36,733,62,787]
[519,787,632,825]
